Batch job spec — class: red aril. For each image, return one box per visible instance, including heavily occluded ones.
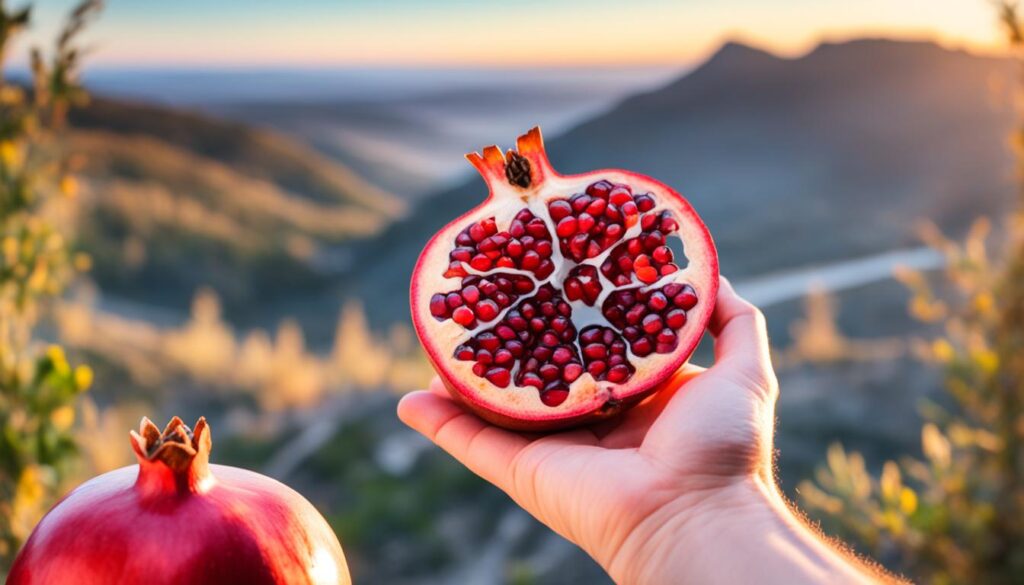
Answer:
[8,417,350,585]
[411,127,718,430]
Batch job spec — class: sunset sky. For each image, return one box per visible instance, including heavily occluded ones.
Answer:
[14,0,1003,67]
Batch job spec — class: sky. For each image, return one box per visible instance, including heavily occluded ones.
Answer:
[9,0,1005,68]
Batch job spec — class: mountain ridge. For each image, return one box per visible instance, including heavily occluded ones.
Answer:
[350,37,1016,327]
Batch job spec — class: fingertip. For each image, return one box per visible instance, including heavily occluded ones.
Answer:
[397,390,448,431]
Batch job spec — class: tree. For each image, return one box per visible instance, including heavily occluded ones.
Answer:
[0,0,101,572]
[800,3,1024,583]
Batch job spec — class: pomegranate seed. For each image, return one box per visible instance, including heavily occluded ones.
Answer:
[583,344,606,359]
[665,309,687,329]
[556,216,578,237]
[636,266,658,283]
[526,219,549,238]
[657,329,677,345]
[462,285,480,305]
[541,387,569,407]
[587,361,607,377]
[625,304,646,325]
[661,215,678,232]
[452,306,475,326]
[652,246,672,264]
[607,364,630,383]
[563,363,583,383]
[587,180,613,198]
[485,368,511,388]
[674,286,698,309]
[495,325,515,340]
[469,223,487,242]
[521,372,543,388]
[535,240,553,257]
[642,314,663,334]
[456,232,474,246]
[570,194,591,212]
[506,239,523,257]
[446,293,464,309]
[455,346,474,360]
[605,203,621,221]
[552,347,573,364]
[627,239,644,256]
[549,200,572,221]
[621,201,638,218]
[609,187,632,206]
[534,346,552,361]
[551,316,570,333]
[577,213,596,233]
[506,340,524,356]
[635,194,655,212]
[521,251,540,270]
[539,363,560,381]
[586,240,602,259]
[509,221,526,238]
[641,214,657,230]
[648,292,668,311]
[477,333,500,352]
[632,338,653,356]
[470,255,492,271]
[622,326,641,340]
[451,247,473,262]
[586,198,607,216]
[530,317,546,332]
[644,231,665,250]
[580,328,601,344]
[605,224,623,240]
[430,294,448,318]
[476,300,499,321]
[472,362,487,376]
[476,349,493,364]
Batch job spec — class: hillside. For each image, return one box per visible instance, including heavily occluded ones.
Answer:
[70,97,404,313]
[352,39,1016,326]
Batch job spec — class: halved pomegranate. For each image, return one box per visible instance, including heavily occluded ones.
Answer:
[411,128,718,431]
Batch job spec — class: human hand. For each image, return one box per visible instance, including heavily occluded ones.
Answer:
[399,277,881,584]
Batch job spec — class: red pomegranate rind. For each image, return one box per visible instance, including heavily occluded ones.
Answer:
[411,127,718,431]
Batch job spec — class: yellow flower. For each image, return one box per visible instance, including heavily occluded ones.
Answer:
[74,364,93,391]
[973,292,994,314]
[973,349,999,373]
[899,487,918,515]
[46,344,70,375]
[0,140,21,167]
[931,339,955,363]
[60,176,79,198]
[51,405,75,431]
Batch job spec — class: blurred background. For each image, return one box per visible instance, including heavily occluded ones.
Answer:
[2,0,1022,583]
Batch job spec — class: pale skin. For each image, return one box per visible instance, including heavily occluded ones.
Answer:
[399,277,899,584]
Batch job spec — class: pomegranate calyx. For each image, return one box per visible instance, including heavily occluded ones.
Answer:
[130,416,213,494]
[504,149,532,188]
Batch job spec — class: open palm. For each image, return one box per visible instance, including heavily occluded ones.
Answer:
[398,277,780,583]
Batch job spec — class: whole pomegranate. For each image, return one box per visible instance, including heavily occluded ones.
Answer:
[411,127,718,430]
[8,417,350,585]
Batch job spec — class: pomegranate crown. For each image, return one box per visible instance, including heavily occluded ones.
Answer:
[130,416,211,473]
[465,126,554,192]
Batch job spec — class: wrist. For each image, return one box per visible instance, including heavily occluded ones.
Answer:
[607,476,872,584]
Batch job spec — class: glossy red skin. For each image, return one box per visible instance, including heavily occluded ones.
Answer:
[8,464,349,585]
[411,128,719,431]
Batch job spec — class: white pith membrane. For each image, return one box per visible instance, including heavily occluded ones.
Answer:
[411,129,718,428]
